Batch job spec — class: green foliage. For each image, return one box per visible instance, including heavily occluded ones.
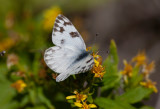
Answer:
[94,40,156,109]
[95,97,136,109]
[140,106,154,109]
[0,79,18,109]
[102,40,121,92]
[116,86,152,104]
[103,40,119,74]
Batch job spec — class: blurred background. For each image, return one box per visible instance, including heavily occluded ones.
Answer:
[0,0,160,109]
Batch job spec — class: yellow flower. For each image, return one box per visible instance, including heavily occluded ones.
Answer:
[92,64,105,78]
[120,60,133,84]
[92,54,105,78]
[93,53,102,66]
[142,61,155,80]
[86,47,102,66]
[86,47,105,78]
[11,80,27,93]
[86,47,92,51]
[140,80,158,93]
[66,91,87,103]
[43,6,62,31]
[120,60,133,77]
[132,51,147,67]
[74,102,97,109]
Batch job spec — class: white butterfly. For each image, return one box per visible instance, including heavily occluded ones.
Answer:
[44,14,94,82]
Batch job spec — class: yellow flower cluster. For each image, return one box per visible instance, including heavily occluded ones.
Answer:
[11,80,27,93]
[140,80,158,93]
[74,102,97,109]
[66,91,97,109]
[120,60,133,77]
[140,61,157,93]
[132,51,147,67]
[86,47,105,79]
[92,52,105,79]
[120,60,133,83]
[120,51,157,93]
[142,61,155,80]
[43,6,62,31]
[66,90,87,103]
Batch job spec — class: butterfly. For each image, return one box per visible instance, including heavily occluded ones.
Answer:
[44,14,94,82]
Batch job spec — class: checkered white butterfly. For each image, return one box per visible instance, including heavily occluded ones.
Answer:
[44,14,94,82]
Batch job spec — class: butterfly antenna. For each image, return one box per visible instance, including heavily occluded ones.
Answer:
[93,33,99,43]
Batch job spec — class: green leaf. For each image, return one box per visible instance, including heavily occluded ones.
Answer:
[103,40,119,75]
[0,101,19,109]
[101,74,121,92]
[101,40,120,92]
[116,86,152,104]
[26,105,47,109]
[38,87,55,109]
[0,76,18,109]
[32,53,41,76]
[20,95,30,107]
[29,89,37,104]
[95,97,136,109]
[128,67,143,88]
[87,95,93,103]
[140,106,154,109]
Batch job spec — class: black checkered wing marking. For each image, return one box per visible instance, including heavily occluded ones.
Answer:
[70,54,94,75]
[52,14,86,50]
[78,57,94,74]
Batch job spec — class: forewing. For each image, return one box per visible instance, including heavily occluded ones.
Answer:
[52,14,86,50]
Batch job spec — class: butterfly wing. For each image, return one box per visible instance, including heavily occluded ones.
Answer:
[56,54,94,82]
[52,14,86,50]
[44,46,94,82]
[44,14,94,82]
[44,46,75,74]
